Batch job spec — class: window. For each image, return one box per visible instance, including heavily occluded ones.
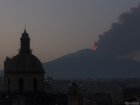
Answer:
[19,78,24,93]
[8,78,10,92]
[33,78,37,92]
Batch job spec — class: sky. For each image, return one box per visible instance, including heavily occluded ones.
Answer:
[0,0,139,69]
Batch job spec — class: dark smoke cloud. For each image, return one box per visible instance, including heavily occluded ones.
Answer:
[96,4,140,57]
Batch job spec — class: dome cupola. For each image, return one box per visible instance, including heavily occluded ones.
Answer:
[19,29,31,53]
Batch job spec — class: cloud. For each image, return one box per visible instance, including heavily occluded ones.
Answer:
[96,4,140,58]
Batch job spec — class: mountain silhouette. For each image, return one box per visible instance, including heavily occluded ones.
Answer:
[43,49,140,79]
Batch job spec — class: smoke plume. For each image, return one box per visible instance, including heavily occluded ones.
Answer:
[96,4,140,58]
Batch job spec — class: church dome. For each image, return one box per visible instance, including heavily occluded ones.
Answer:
[5,30,44,73]
[9,53,44,72]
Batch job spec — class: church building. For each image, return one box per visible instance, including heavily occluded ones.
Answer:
[1,30,83,105]
[4,29,44,94]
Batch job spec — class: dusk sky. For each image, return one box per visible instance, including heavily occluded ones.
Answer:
[0,0,140,69]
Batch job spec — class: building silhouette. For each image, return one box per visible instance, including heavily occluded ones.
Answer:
[68,82,83,105]
[0,30,82,105]
[4,29,44,94]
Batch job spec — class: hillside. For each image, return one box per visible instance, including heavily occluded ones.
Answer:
[43,49,140,79]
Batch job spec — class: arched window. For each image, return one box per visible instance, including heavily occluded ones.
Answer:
[19,78,24,93]
[33,78,37,92]
[8,78,11,92]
